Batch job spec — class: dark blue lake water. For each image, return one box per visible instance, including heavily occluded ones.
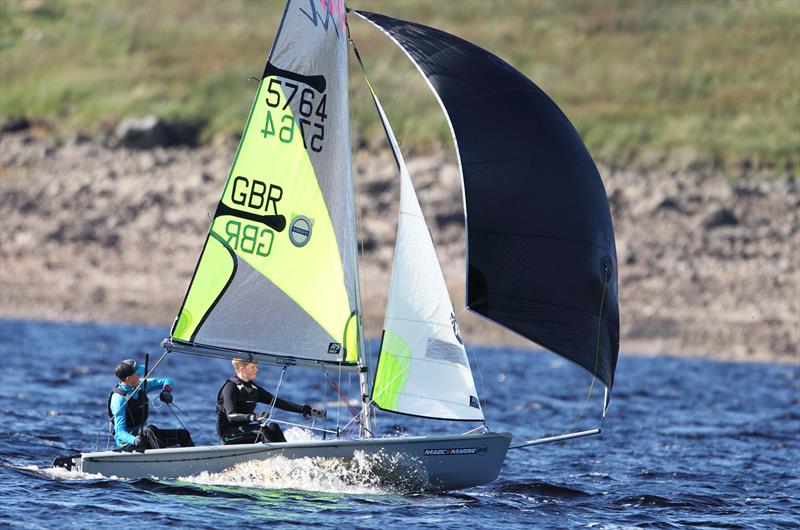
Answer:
[0,318,797,528]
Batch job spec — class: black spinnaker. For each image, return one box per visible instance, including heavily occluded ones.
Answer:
[355,11,619,390]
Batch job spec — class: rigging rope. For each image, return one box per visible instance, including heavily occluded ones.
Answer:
[454,306,489,429]
[559,272,610,436]
[324,368,360,419]
[347,21,376,437]
[166,401,192,435]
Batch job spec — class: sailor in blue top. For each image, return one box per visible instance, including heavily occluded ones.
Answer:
[108,359,194,450]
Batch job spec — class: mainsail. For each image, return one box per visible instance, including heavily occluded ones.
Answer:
[356,67,484,421]
[171,0,360,367]
[355,11,620,389]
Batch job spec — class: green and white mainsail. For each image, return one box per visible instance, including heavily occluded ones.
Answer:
[170,0,360,367]
[360,74,484,421]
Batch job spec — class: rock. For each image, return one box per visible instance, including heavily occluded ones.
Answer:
[1,132,797,364]
[607,188,627,212]
[68,131,93,145]
[654,196,683,212]
[363,179,393,195]
[732,182,765,197]
[1,117,31,133]
[115,115,170,149]
[701,207,738,230]
[435,210,464,228]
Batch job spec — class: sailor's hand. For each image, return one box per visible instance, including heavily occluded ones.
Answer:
[247,413,257,422]
[132,435,146,451]
[159,390,173,404]
[303,404,326,419]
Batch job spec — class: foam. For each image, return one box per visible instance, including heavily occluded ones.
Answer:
[182,448,428,494]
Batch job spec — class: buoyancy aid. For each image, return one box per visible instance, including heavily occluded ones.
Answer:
[216,376,261,432]
[107,386,149,434]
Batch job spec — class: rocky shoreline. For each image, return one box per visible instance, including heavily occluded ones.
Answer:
[1,129,797,363]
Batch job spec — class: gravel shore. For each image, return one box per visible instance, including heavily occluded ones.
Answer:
[1,131,797,363]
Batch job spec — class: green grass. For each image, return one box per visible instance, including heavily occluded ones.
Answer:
[1,0,798,172]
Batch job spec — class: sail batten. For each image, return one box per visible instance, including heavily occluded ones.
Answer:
[355,10,620,390]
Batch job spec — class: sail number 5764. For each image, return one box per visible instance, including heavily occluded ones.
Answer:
[261,78,327,152]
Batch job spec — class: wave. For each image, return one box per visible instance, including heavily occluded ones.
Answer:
[615,494,690,508]
[494,481,591,497]
[614,493,732,510]
[14,464,109,482]
[129,478,262,500]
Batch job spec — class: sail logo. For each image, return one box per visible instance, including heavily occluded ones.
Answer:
[423,445,487,457]
[327,342,341,354]
[289,215,313,247]
[300,0,345,37]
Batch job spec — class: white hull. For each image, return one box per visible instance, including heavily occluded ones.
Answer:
[68,432,512,491]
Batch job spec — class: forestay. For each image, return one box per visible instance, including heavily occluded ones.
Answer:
[171,0,360,367]
[355,11,620,390]
[357,69,484,421]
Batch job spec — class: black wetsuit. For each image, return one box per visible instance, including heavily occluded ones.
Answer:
[216,376,307,444]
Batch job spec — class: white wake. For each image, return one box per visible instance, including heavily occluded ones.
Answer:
[182,428,428,494]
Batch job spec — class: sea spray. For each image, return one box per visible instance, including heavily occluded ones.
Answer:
[181,448,428,494]
[23,465,109,481]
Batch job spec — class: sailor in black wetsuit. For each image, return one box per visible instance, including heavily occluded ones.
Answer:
[217,358,326,444]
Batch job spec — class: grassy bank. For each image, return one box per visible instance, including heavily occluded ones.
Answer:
[1,0,798,172]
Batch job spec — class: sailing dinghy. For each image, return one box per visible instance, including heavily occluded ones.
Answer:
[55,1,618,492]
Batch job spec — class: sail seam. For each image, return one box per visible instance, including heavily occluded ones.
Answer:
[399,210,425,220]
[444,87,536,114]
[388,391,475,407]
[372,403,483,422]
[190,232,238,342]
[470,229,614,253]
[484,291,618,322]
[384,315,452,328]
[170,340,359,370]
[372,352,470,370]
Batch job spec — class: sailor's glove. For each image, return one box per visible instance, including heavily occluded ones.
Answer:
[132,435,146,451]
[159,390,173,404]
[247,412,268,422]
[303,404,326,420]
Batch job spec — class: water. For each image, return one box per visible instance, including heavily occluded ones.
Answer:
[0,318,797,529]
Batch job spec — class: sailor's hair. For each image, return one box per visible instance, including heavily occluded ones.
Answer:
[231,358,256,372]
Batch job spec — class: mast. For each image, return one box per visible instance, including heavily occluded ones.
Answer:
[356,318,372,436]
